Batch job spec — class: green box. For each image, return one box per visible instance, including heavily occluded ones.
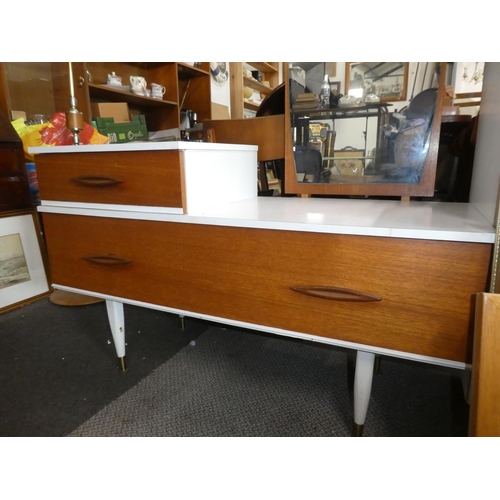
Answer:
[95,115,148,143]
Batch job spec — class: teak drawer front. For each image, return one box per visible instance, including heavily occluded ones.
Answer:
[42,213,492,363]
[35,151,184,208]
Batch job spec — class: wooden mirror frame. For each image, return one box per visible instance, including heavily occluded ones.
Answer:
[283,62,446,197]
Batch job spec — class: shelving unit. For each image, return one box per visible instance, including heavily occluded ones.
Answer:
[230,62,280,118]
[85,62,211,132]
[0,62,212,135]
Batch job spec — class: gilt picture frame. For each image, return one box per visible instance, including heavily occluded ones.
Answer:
[345,62,409,103]
[0,210,50,314]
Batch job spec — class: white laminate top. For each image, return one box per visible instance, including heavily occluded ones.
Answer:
[39,196,497,244]
[188,197,496,243]
[28,141,258,155]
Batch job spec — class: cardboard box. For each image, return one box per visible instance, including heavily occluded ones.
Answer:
[95,115,148,143]
[91,102,130,123]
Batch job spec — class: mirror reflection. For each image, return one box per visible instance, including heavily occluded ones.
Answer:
[289,62,441,185]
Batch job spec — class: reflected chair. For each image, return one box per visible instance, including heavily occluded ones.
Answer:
[294,145,322,183]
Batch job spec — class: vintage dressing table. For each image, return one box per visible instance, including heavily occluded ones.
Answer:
[30,140,495,436]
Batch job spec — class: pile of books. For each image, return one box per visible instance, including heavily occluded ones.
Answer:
[292,93,319,110]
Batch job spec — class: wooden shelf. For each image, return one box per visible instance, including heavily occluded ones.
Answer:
[246,62,278,74]
[243,99,260,112]
[243,76,273,96]
[177,63,210,80]
[89,84,177,108]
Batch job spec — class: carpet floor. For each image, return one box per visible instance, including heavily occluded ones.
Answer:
[0,297,469,437]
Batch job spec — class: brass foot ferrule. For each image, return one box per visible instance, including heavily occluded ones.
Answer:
[353,423,364,437]
[118,356,127,373]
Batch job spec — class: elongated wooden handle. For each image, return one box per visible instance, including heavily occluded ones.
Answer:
[83,255,132,265]
[71,176,122,187]
[291,285,381,302]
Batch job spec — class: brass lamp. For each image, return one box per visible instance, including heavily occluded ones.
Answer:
[66,62,84,145]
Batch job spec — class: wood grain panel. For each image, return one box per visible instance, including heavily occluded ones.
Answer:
[468,293,500,436]
[35,150,183,208]
[41,213,492,363]
[203,115,284,162]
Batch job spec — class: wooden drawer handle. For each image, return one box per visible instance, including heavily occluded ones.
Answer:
[71,175,122,187]
[291,285,381,302]
[83,255,132,265]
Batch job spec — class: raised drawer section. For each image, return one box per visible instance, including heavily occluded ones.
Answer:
[41,213,492,363]
[34,150,184,209]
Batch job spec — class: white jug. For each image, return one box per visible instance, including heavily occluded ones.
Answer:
[130,76,147,96]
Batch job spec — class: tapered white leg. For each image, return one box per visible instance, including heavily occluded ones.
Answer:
[106,300,126,372]
[353,350,376,436]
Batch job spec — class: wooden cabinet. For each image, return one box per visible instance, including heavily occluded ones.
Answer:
[0,62,212,135]
[0,106,32,211]
[0,62,90,123]
[230,62,280,119]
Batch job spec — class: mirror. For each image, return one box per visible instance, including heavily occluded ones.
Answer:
[285,62,445,197]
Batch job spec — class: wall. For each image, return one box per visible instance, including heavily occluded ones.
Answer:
[469,62,500,226]
[210,62,231,118]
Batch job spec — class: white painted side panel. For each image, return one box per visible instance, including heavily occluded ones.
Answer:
[183,149,258,214]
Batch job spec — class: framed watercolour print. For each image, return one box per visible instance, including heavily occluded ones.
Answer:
[0,210,50,313]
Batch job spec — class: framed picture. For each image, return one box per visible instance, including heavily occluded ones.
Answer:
[330,81,341,96]
[325,62,337,78]
[345,62,409,102]
[0,210,50,314]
